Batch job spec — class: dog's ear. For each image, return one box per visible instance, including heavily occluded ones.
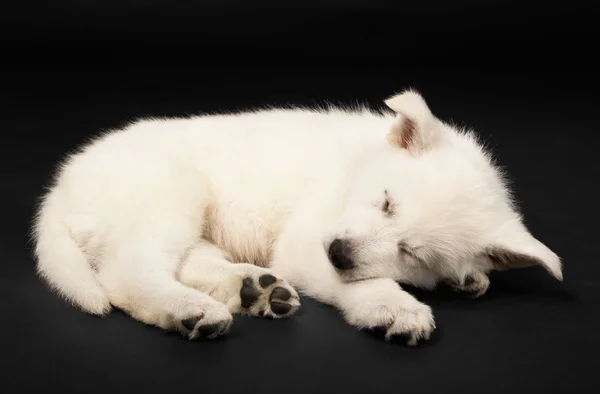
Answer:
[384,90,440,154]
[484,223,563,281]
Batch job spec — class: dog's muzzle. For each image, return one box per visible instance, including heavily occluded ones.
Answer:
[327,239,355,270]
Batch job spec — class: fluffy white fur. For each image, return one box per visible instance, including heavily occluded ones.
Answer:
[32,90,562,345]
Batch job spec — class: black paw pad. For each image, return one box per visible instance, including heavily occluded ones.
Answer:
[182,316,200,331]
[240,278,260,308]
[464,275,475,286]
[270,300,292,315]
[270,287,292,302]
[259,274,277,288]
[198,323,220,338]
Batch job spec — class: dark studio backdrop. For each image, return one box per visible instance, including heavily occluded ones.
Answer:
[1,1,599,393]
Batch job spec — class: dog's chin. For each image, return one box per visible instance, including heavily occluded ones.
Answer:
[332,266,375,283]
[334,270,355,282]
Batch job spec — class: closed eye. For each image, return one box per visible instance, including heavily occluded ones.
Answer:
[398,242,425,261]
[382,199,391,213]
[399,243,414,255]
[381,190,395,217]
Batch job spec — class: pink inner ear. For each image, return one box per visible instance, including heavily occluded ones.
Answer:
[487,247,545,271]
[390,116,418,150]
[400,117,418,149]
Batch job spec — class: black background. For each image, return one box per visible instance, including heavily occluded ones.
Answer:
[2,1,599,393]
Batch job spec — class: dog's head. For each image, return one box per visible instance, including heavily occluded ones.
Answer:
[323,90,562,294]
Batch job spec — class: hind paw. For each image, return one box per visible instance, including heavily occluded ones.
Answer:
[236,267,300,318]
[176,300,233,341]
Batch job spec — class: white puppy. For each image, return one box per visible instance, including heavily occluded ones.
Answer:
[32,90,562,345]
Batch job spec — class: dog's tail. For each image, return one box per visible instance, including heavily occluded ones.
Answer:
[33,190,111,315]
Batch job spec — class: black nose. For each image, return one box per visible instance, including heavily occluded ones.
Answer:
[328,239,355,270]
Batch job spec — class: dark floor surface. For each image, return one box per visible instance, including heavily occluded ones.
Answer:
[2,2,599,392]
[2,66,598,394]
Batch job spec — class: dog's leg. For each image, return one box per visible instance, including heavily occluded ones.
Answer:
[276,260,435,345]
[177,241,301,318]
[99,234,234,341]
[95,169,235,340]
[333,277,435,345]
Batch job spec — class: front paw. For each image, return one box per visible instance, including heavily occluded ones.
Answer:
[346,301,435,346]
[448,271,489,298]
[381,304,435,346]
